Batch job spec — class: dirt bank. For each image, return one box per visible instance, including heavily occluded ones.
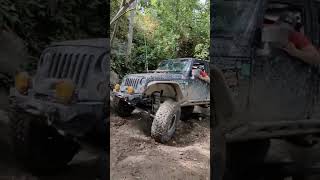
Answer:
[110,107,210,180]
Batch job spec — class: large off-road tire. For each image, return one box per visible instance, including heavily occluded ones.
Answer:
[151,99,181,143]
[8,109,80,174]
[180,106,194,121]
[114,98,135,117]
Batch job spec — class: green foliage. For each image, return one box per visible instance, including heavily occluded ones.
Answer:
[112,0,209,76]
[0,0,107,71]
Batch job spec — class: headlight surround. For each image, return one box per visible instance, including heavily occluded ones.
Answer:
[15,72,30,95]
[55,79,75,104]
[140,78,146,85]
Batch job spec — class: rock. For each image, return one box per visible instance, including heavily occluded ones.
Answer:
[0,30,28,76]
[110,71,119,85]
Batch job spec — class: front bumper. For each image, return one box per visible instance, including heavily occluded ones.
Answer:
[112,91,143,105]
[9,88,105,135]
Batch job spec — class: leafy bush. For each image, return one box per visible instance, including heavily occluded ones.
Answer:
[111,0,209,76]
[0,0,107,64]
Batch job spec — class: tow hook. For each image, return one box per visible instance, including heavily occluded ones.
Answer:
[45,110,66,136]
[46,107,58,126]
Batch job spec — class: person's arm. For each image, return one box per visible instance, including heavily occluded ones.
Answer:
[197,70,210,83]
[198,75,210,83]
[283,42,320,65]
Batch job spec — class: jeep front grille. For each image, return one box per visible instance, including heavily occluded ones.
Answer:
[45,53,94,88]
[124,78,140,88]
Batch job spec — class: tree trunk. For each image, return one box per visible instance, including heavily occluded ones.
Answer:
[126,0,138,63]
[111,0,127,45]
[175,0,179,57]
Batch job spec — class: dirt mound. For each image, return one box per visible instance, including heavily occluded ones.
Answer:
[110,110,210,180]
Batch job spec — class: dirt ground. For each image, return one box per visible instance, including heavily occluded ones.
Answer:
[110,107,210,180]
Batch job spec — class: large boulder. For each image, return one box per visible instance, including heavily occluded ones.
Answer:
[110,70,119,112]
[110,70,119,86]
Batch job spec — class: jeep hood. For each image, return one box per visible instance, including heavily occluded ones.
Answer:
[124,73,186,82]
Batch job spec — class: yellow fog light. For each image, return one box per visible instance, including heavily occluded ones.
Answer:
[55,79,75,104]
[114,84,120,92]
[15,72,30,95]
[127,86,134,94]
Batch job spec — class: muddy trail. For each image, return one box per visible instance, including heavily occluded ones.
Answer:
[110,107,210,180]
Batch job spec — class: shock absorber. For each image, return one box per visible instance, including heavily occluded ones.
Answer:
[152,92,161,114]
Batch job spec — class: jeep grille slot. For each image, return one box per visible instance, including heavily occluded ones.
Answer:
[46,52,92,88]
[125,78,140,88]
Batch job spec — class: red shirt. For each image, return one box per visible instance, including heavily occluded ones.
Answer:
[200,70,208,77]
[288,31,311,49]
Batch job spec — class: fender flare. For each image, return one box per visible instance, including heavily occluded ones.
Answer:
[144,81,184,102]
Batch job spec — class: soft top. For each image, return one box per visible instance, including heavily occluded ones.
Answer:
[49,38,109,49]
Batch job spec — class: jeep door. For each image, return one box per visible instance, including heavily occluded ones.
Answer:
[213,0,320,141]
[186,60,210,102]
[250,1,315,123]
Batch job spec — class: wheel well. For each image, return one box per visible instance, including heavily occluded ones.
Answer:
[144,83,183,101]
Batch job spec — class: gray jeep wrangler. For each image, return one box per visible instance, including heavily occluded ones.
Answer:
[112,58,210,143]
[8,38,109,172]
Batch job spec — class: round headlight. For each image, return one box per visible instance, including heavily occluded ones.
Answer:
[140,78,147,85]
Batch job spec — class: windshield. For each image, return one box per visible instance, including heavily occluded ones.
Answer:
[156,59,191,73]
[215,0,259,38]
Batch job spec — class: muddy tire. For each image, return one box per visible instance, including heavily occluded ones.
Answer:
[8,109,80,174]
[151,99,181,143]
[180,106,194,121]
[114,98,134,117]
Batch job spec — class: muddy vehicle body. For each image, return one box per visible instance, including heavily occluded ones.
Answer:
[8,38,109,172]
[112,58,210,143]
[212,0,320,179]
